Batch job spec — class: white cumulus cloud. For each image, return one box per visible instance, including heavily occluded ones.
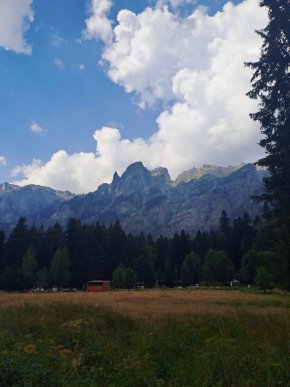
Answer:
[156,0,197,9]
[83,0,113,44]
[30,122,45,133]
[14,0,269,193]
[100,0,268,170]
[0,0,34,55]
[13,128,153,194]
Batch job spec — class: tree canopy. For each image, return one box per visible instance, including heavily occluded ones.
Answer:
[245,0,290,214]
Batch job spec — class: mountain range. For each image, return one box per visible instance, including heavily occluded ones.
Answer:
[0,162,266,237]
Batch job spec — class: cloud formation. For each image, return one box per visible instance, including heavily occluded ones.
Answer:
[0,156,7,166]
[103,0,266,108]
[30,122,45,134]
[14,0,268,193]
[83,0,113,44]
[50,30,66,47]
[0,0,33,55]
[13,128,150,193]
[53,57,64,68]
[156,0,197,9]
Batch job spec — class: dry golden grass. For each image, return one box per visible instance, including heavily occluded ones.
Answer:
[0,289,289,320]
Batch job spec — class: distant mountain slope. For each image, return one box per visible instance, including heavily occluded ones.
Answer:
[172,163,246,186]
[0,162,265,236]
[0,183,74,233]
[0,182,20,194]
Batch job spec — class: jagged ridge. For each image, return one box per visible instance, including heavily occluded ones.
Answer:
[0,162,265,236]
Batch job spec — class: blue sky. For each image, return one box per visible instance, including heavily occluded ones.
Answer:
[0,0,267,193]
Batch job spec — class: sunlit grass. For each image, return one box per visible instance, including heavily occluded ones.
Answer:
[0,292,289,386]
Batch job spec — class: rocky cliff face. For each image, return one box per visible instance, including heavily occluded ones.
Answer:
[0,162,265,236]
[0,183,74,233]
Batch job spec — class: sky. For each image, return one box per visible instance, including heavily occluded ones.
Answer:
[0,0,268,194]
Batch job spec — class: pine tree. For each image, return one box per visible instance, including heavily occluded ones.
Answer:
[245,0,290,213]
[50,246,71,287]
[246,1,290,289]
[20,245,37,289]
[3,217,29,270]
[155,235,169,273]
[219,210,231,235]
[135,254,155,288]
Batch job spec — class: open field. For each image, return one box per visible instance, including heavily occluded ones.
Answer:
[0,288,289,320]
[0,290,289,386]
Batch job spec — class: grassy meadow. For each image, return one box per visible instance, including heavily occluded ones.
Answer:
[0,289,289,386]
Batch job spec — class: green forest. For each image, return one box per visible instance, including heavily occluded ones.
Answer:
[0,207,287,292]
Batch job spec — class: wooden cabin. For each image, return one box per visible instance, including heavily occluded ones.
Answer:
[84,280,111,292]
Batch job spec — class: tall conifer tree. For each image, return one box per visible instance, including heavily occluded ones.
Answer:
[246,0,290,288]
[245,0,290,214]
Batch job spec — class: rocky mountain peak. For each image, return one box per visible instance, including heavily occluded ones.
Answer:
[122,161,147,175]
[0,162,265,236]
[115,162,152,195]
[151,167,170,178]
[173,163,247,186]
[151,167,171,186]
[0,182,20,194]
[112,171,120,185]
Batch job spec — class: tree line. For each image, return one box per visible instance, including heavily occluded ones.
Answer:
[0,208,286,291]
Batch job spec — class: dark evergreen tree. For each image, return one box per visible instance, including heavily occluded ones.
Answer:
[164,257,176,287]
[194,230,211,260]
[239,212,255,257]
[36,268,50,288]
[105,221,127,278]
[253,221,276,251]
[155,234,169,273]
[230,216,244,269]
[0,266,15,291]
[50,246,71,287]
[246,1,290,289]
[135,255,155,288]
[38,223,63,269]
[135,246,156,288]
[219,210,231,235]
[65,218,86,286]
[170,230,190,271]
[1,217,29,288]
[181,251,202,286]
[246,0,290,212]
[20,245,37,289]
[26,224,41,250]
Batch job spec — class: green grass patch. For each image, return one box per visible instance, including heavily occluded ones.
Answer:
[0,303,289,386]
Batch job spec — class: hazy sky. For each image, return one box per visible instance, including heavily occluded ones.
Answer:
[0,0,268,193]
